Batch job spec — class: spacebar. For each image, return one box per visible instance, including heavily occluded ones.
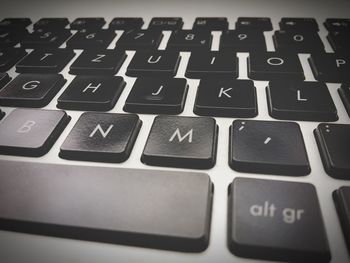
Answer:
[0,160,213,252]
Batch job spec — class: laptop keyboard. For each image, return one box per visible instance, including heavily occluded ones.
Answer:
[0,16,350,263]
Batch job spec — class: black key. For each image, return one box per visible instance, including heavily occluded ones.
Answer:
[228,178,330,262]
[229,120,310,175]
[192,17,228,31]
[69,49,126,75]
[279,18,319,32]
[126,51,180,77]
[57,76,125,111]
[267,80,338,121]
[327,31,350,52]
[194,79,257,118]
[0,29,28,47]
[324,18,350,33]
[309,53,350,82]
[0,109,70,156]
[235,17,272,31]
[167,30,212,51]
[0,48,27,72]
[60,113,141,162]
[66,29,116,49]
[21,29,72,49]
[33,18,70,31]
[220,30,266,52]
[273,30,324,53]
[109,17,144,30]
[0,74,66,107]
[70,18,105,30]
[333,187,350,253]
[124,78,188,114]
[16,49,75,74]
[248,51,304,80]
[186,51,237,78]
[142,115,218,169]
[116,29,163,50]
[0,73,11,89]
[0,160,213,252]
[339,83,350,117]
[314,123,350,179]
[0,18,31,30]
[0,108,4,120]
[148,17,183,31]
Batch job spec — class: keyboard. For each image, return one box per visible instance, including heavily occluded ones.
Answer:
[0,0,350,262]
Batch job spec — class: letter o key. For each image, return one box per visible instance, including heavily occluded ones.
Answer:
[267,57,284,66]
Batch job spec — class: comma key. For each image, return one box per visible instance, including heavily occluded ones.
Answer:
[228,178,331,263]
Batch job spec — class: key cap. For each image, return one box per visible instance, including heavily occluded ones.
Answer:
[327,31,350,52]
[220,30,266,52]
[167,30,212,51]
[314,123,350,179]
[0,29,28,47]
[0,160,213,252]
[339,83,350,117]
[235,17,272,31]
[0,109,70,156]
[148,17,183,31]
[16,49,75,73]
[142,115,218,169]
[0,18,31,30]
[194,79,257,117]
[57,76,125,111]
[126,51,180,77]
[60,113,141,162]
[248,51,304,80]
[70,17,105,30]
[333,187,350,253]
[69,49,126,75]
[279,18,319,32]
[309,53,350,82]
[0,48,27,72]
[66,29,116,49]
[116,29,163,50]
[20,29,72,49]
[267,80,338,121]
[124,78,188,114]
[229,120,310,175]
[0,74,66,107]
[192,17,228,31]
[324,18,350,33]
[273,30,324,53]
[0,73,11,89]
[0,108,4,120]
[109,17,144,30]
[228,178,330,262]
[33,18,70,31]
[186,51,237,78]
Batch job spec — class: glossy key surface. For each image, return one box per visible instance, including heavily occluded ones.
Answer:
[0,160,213,252]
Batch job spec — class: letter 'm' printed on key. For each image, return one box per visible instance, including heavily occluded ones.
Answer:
[169,128,193,143]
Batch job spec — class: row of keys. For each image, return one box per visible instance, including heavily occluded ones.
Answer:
[2,48,350,83]
[0,27,344,54]
[0,109,349,179]
[3,158,350,262]
[0,74,346,122]
[2,17,349,32]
